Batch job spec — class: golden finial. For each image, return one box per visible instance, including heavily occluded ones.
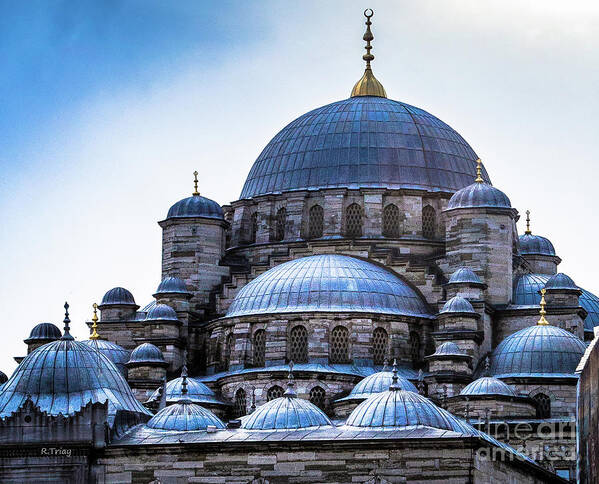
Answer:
[525,210,532,235]
[538,289,549,325]
[192,171,200,196]
[90,303,100,340]
[351,9,387,98]
[475,159,484,183]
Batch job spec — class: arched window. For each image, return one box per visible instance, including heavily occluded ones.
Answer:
[253,329,266,367]
[345,203,363,238]
[533,393,551,418]
[330,326,349,364]
[249,212,258,243]
[409,331,421,367]
[422,205,436,239]
[382,204,401,238]
[309,386,326,410]
[308,204,324,239]
[372,327,389,366]
[224,333,234,370]
[289,325,308,363]
[267,385,284,401]
[274,207,286,241]
[234,388,246,418]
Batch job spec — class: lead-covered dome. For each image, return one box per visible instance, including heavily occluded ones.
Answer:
[154,276,191,296]
[127,343,167,366]
[518,233,556,256]
[440,296,476,314]
[24,322,61,343]
[146,303,179,322]
[346,368,417,399]
[446,180,511,210]
[149,376,225,406]
[240,96,487,199]
[82,339,130,376]
[100,287,136,306]
[460,377,516,397]
[147,401,225,431]
[166,194,223,220]
[226,254,432,318]
[448,267,483,285]
[489,324,586,378]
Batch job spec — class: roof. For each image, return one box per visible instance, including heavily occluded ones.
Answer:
[25,322,61,342]
[166,194,224,220]
[155,276,190,296]
[545,273,578,291]
[460,377,516,397]
[225,254,433,319]
[439,296,476,314]
[149,376,227,406]
[146,303,179,322]
[147,401,225,431]
[489,324,586,378]
[448,267,483,285]
[82,339,130,376]
[446,181,511,210]
[431,342,466,356]
[241,396,333,430]
[337,369,417,402]
[239,96,486,199]
[127,343,166,365]
[101,287,136,306]
[518,233,556,256]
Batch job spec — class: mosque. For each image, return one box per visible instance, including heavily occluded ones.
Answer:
[0,9,596,484]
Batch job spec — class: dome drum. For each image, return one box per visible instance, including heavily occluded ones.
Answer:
[445,393,537,421]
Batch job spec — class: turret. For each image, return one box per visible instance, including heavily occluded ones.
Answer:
[125,343,168,402]
[518,210,560,275]
[97,286,139,321]
[142,303,185,371]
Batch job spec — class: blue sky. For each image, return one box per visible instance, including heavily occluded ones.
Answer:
[1,0,598,373]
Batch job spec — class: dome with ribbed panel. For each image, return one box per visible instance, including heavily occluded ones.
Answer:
[127,343,167,366]
[149,376,226,406]
[347,369,417,398]
[166,194,224,220]
[448,268,483,285]
[226,254,432,318]
[147,401,225,431]
[25,323,61,343]
[146,303,179,322]
[518,233,556,256]
[240,96,487,200]
[440,296,476,314]
[100,287,136,307]
[155,276,191,296]
[447,180,511,210]
[545,273,578,291]
[460,377,516,397]
[82,339,130,376]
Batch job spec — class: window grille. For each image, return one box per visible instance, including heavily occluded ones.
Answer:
[253,329,266,367]
[274,207,286,241]
[409,331,421,366]
[330,326,349,364]
[249,212,258,243]
[345,203,363,238]
[234,388,246,418]
[309,386,326,410]
[382,204,401,238]
[422,205,436,239]
[308,205,324,239]
[289,325,308,363]
[267,385,284,401]
[372,327,389,365]
[533,393,551,418]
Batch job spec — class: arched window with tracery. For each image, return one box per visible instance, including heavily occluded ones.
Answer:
[308,204,324,239]
[224,333,234,370]
[372,327,389,366]
[267,385,284,401]
[533,393,551,418]
[289,325,308,363]
[422,205,436,239]
[274,207,286,241]
[249,212,258,243]
[382,204,401,238]
[409,331,421,367]
[234,388,247,418]
[330,325,350,364]
[309,386,326,410]
[345,203,363,238]
[253,329,266,367]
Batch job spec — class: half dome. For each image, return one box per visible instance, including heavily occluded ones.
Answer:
[240,96,487,199]
[225,254,432,318]
[147,401,225,431]
[166,194,223,220]
[489,324,586,378]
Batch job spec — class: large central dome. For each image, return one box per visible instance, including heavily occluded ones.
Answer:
[240,96,488,199]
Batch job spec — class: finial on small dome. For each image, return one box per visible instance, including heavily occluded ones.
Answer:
[484,356,490,375]
[283,361,297,398]
[382,357,389,371]
[62,301,74,340]
[250,386,256,413]
[525,210,532,235]
[538,288,549,325]
[90,303,100,340]
[351,9,387,98]
[389,359,401,391]
[417,369,426,395]
[192,171,200,196]
[475,159,484,183]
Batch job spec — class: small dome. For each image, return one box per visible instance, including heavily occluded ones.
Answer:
[460,377,516,397]
[127,343,166,366]
[25,322,61,342]
[166,195,224,220]
[140,300,156,313]
[489,324,586,377]
[147,401,225,431]
[101,287,136,306]
[346,389,469,431]
[545,273,578,291]
[146,304,179,322]
[446,181,511,211]
[440,296,476,314]
[432,342,465,356]
[518,233,556,257]
[0,371,7,385]
[82,339,130,376]
[242,396,333,430]
[226,254,432,319]
[155,276,190,295]
[349,370,417,397]
[149,376,224,406]
[448,268,482,285]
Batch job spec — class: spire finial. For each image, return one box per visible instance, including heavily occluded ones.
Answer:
[417,369,426,395]
[283,361,297,398]
[382,357,389,371]
[484,356,490,375]
[538,288,549,325]
[475,159,484,183]
[90,303,100,340]
[525,210,532,235]
[351,9,387,98]
[192,171,200,196]
[250,386,256,413]
[62,301,74,340]
[389,358,401,391]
